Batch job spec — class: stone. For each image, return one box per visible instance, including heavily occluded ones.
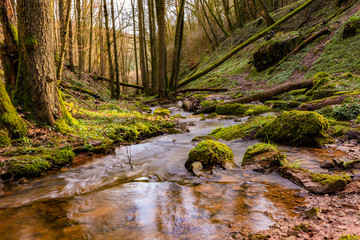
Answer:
[320,159,335,169]
[182,97,201,112]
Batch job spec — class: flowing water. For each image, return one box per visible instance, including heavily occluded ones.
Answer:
[0,108,347,240]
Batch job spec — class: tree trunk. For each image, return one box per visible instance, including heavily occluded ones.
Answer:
[56,0,72,81]
[103,0,115,98]
[169,0,185,91]
[148,0,158,94]
[88,0,93,73]
[0,0,18,91]
[16,0,62,125]
[204,0,231,37]
[99,0,105,76]
[76,0,83,80]
[179,0,317,88]
[130,0,140,92]
[155,0,166,98]
[296,95,350,111]
[110,0,121,99]
[68,18,75,71]
[138,0,149,94]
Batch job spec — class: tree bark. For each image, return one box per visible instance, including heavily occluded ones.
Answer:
[103,0,115,98]
[130,0,140,92]
[296,95,350,111]
[16,0,62,125]
[68,18,75,71]
[88,0,93,73]
[169,0,185,91]
[179,0,317,88]
[155,0,166,98]
[76,0,83,80]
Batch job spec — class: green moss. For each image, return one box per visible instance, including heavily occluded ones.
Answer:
[306,207,320,216]
[242,143,285,171]
[343,160,360,169]
[5,156,51,178]
[265,100,301,110]
[244,105,272,116]
[192,135,219,142]
[210,115,275,141]
[0,130,10,147]
[51,147,75,166]
[257,110,333,147]
[154,107,170,117]
[338,235,360,240]
[24,35,38,49]
[9,22,18,44]
[185,140,234,171]
[293,223,309,232]
[215,103,251,116]
[311,173,351,189]
[0,80,27,138]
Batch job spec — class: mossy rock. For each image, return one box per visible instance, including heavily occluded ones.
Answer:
[244,105,272,116]
[215,103,251,116]
[5,156,51,178]
[185,140,234,172]
[257,110,334,147]
[343,159,360,169]
[242,143,285,173]
[154,107,170,117]
[253,31,302,71]
[210,115,275,141]
[0,130,11,147]
[265,100,301,110]
[343,14,360,39]
[278,167,351,194]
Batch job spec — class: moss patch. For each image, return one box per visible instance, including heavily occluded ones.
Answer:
[257,110,333,147]
[154,107,170,117]
[215,103,251,116]
[5,156,51,178]
[51,147,75,166]
[0,130,11,147]
[210,115,275,141]
[311,172,351,188]
[338,235,360,240]
[244,105,273,116]
[185,140,234,171]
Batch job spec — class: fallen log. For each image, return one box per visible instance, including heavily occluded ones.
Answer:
[197,79,314,114]
[95,75,144,90]
[296,94,351,111]
[176,88,228,93]
[178,0,317,88]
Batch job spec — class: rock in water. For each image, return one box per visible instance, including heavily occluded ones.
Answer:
[182,97,201,112]
[185,140,235,172]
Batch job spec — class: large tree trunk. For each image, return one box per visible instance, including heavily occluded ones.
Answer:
[138,0,149,94]
[99,0,105,76]
[169,0,185,91]
[68,18,75,72]
[76,0,83,80]
[110,0,121,99]
[155,0,166,98]
[16,0,61,125]
[0,0,18,91]
[88,0,93,73]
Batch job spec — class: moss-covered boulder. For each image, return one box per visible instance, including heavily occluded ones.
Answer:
[253,32,302,71]
[4,156,51,178]
[278,167,351,194]
[343,14,360,39]
[192,135,218,142]
[154,107,170,117]
[210,115,274,141]
[343,159,360,169]
[242,143,285,173]
[51,147,75,166]
[256,110,333,147]
[185,140,234,172]
[244,105,272,116]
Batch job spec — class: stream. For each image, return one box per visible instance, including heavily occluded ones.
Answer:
[0,106,349,240]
